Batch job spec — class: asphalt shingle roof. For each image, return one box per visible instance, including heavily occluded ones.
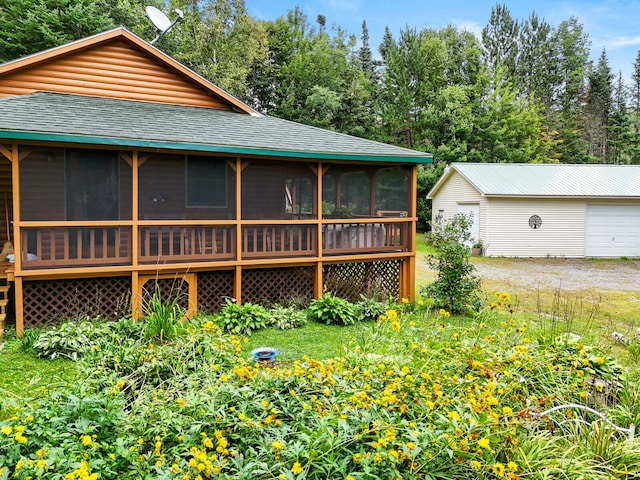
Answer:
[446,162,640,197]
[0,92,432,163]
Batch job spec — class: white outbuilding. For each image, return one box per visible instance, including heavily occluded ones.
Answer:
[427,163,640,258]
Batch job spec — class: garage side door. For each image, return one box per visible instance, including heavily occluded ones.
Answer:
[457,204,479,248]
[585,204,640,257]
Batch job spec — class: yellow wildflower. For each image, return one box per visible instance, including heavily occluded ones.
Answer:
[477,438,491,450]
[390,321,401,332]
[1,426,12,436]
[387,309,398,321]
[291,462,303,474]
[81,435,92,446]
[271,440,284,451]
[492,462,505,477]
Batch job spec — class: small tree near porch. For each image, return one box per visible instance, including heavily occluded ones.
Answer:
[422,213,481,313]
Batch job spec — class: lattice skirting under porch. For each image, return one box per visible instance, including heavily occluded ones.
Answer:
[323,260,401,302]
[22,277,132,329]
[197,270,235,314]
[242,267,315,306]
[20,261,401,327]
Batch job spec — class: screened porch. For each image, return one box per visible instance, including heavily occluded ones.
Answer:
[15,147,412,270]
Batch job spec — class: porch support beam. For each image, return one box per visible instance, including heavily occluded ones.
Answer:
[0,145,11,161]
[11,144,24,334]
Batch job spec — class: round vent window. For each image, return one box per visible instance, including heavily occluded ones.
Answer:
[529,215,542,229]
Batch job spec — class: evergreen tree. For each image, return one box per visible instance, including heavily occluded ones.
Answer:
[481,3,520,78]
[517,12,556,109]
[585,48,613,162]
[608,71,634,164]
[551,17,591,162]
[0,0,114,62]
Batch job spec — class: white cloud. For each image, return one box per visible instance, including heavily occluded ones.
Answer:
[606,35,640,49]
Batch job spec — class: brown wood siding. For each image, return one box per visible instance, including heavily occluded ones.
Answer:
[0,40,233,109]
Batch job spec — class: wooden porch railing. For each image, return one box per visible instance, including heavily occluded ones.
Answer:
[138,225,235,264]
[18,219,410,270]
[20,226,132,268]
[242,224,316,258]
[321,220,408,255]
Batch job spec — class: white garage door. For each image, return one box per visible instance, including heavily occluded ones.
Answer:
[457,204,479,248]
[585,204,640,257]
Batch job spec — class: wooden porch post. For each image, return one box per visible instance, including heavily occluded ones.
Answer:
[7,144,25,334]
[131,151,141,320]
[406,166,418,301]
[235,158,243,303]
[315,161,324,298]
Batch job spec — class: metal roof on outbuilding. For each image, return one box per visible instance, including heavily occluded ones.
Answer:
[428,163,640,198]
[0,92,432,163]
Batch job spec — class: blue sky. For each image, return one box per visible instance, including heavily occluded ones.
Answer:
[246,0,640,83]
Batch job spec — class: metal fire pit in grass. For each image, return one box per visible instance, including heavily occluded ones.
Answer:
[251,347,278,367]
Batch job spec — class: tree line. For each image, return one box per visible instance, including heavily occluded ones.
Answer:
[3,0,639,229]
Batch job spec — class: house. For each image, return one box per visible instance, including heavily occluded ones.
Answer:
[0,27,432,334]
[427,163,640,258]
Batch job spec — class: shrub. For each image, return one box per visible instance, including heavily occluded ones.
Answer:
[269,305,308,330]
[216,299,269,335]
[421,212,482,313]
[32,320,111,361]
[307,292,355,325]
[354,294,387,322]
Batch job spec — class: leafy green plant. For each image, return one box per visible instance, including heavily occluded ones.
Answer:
[269,305,307,330]
[32,320,111,361]
[216,299,269,335]
[421,212,482,313]
[307,292,355,326]
[141,286,186,342]
[19,327,45,353]
[354,294,387,322]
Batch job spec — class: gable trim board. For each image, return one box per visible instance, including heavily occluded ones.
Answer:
[428,163,640,258]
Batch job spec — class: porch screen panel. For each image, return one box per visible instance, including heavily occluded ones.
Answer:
[139,154,235,220]
[20,147,66,221]
[66,149,119,221]
[241,161,317,220]
[323,165,376,218]
[374,167,409,215]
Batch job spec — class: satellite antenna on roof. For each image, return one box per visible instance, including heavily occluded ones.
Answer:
[145,5,184,44]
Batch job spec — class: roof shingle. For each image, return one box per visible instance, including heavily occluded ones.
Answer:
[0,92,432,163]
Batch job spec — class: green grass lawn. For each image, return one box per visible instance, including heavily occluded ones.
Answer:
[244,320,372,362]
[0,332,78,420]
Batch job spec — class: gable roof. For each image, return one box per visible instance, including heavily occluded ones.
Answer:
[428,163,640,198]
[0,92,432,163]
[0,27,256,114]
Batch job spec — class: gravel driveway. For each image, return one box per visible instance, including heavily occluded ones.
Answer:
[470,258,640,292]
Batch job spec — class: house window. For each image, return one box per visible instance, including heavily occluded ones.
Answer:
[185,156,227,207]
